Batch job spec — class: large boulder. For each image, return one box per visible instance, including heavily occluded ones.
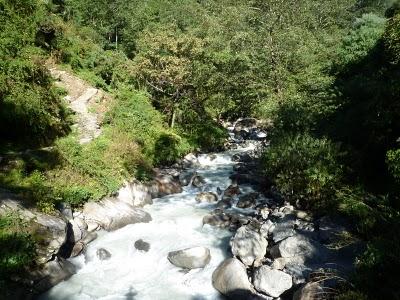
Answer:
[168,246,211,269]
[83,197,152,231]
[117,181,153,207]
[270,235,328,263]
[30,258,76,293]
[253,266,292,298]
[195,192,218,203]
[212,258,253,298]
[230,225,268,266]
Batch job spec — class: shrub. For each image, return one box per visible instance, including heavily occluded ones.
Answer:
[262,133,343,210]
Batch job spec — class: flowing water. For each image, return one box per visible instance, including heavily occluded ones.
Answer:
[41,144,256,300]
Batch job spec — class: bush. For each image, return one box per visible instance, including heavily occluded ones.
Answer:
[262,133,343,210]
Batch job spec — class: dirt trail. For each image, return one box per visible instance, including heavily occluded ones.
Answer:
[49,67,105,144]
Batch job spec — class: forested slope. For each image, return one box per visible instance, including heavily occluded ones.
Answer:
[0,0,399,298]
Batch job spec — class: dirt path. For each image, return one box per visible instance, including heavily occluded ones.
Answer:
[49,67,104,144]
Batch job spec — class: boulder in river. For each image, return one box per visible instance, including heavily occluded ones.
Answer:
[195,192,218,203]
[134,239,150,252]
[179,171,196,186]
[230,225,268,266]
[192,175,206,188]
[203,212,231,228]
[168,246,211,269]
[237,192,259,209]
[223,184,241,197]
[253,265,293,298]
[212,258,253,298]
[96,248,111,260]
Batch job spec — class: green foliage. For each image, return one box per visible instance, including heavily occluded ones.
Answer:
[0,0,71,145]
[262,134,343,210]
[387,149,400,181]
[0,213,36,291]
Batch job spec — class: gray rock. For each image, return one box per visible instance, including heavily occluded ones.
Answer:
[270,235,328,263]
[192,175,206,188]
[271,215,296,243]
[168,246,211,269]
[230,225,268,266]
[212,258,253,298]
[253,266,292,298]
[203,212,231,228]
[153,175,182,197]
[237,193,259,209]
[195,192,218,203]
[81,232,98,245]
[30,258,76,293]
[117,181,153,207]
[216,198,233,209]
[70,242,85,257]
[179,171,196,186]
[96,248,111,260]
[134,239,150,252]
[260,220,275,238]
[83,198,152,231]
[223,185,241,197]
[56,202,73,220]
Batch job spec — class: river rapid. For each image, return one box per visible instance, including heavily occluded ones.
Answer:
[41,143,257,300]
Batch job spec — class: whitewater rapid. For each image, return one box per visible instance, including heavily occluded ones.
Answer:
[41,145,255,300]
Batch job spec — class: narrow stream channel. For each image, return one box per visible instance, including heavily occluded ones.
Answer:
[41,143,257,300]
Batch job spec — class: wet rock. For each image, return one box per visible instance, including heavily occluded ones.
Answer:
[96,248,111,260]
[212,258,253,298]
[216,187,223,195]
[68,217,88,243]
[223,185,241,197]
[216,198,233,209]
[230,225,268,266]
[153,175,182,197]
[195,192,218,203]
[293,282,324,300]
[81,232,97,245]
[192,175,206,188]
[295,210,311,221]
[253,266,292,298]
[70,242,85,257]
[168,247,211,269]
[237,193,259,209]
[179,171,196,186]
[203,212,231,228]
[83,198,152,231]
[30,258,76,293]
[134,239,150,252]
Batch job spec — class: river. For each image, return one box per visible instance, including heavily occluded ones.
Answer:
[41,143,257,300]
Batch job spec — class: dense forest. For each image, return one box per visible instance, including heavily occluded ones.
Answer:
[0,0,399,298]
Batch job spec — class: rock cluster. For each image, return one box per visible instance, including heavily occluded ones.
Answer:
[209,121,363,300]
